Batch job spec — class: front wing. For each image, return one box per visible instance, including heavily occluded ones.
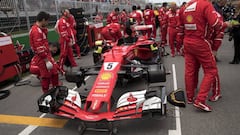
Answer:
[38,86,167,122]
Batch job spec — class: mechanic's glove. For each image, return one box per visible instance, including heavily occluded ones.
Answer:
[46,61,53,70]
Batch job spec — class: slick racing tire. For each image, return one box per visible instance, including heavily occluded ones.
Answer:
[0,90,10,100]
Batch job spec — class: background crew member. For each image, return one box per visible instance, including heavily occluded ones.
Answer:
[166,2,180,57]
[129,5,142,25]
[143,4,155,38]
[29,11,60,93]
[56,9,77,71]
[68,14,81,59]
[107,7,120,24]
[158,2,168,46]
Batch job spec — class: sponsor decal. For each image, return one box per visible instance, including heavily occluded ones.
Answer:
[92,93,106,98]
[94,89,107,93]
[127,94,137,102]
[186,15,193,23]
[100,72,112,81]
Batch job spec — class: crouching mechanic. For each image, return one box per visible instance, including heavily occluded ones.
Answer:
[100,22,122,42]
[29,11,62,93]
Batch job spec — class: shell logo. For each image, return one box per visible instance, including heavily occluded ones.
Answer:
[100,72,112,80]
[186,15,193,23]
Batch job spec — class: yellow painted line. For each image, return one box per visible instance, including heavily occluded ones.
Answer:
[0,114,68,128]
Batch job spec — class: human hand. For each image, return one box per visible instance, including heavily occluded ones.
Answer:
[212,51,217,56]
[225,21,232,28]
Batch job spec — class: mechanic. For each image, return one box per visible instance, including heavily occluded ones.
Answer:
[143,4,156,38]
[29,11,60,93]
[117,18,138,46]
[158,2,168,46]
[166,2,181,57]
[206,10,226,102]
[177,0,231,112]
[100,22,122,42]
[136,5,144,22]
[68,13,81,59]
[129,5,143,25]
[56,9,77,71]
[106,7,120,24]
[213,0,227,62]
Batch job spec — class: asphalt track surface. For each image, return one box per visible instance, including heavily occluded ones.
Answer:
[0,36,240,135]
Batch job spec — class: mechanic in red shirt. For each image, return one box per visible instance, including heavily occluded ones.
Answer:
[143,4,156,38]
[68,14,81,59]
[29,11,60,93]
[56,9,77,71]
[158,2,168,46]
[129,5,143,25]
[177,0,231,111]
[166,2,180,57]
[100,23,122,42]
[106,7,120,24]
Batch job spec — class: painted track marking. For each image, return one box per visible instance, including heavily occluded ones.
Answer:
[168,64,182,135]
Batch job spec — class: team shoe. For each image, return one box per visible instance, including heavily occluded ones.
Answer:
[187,98,194,104]
[193,100,212,112]
[209,94,222,102]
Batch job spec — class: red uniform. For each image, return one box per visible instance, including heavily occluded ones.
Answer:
[29,24,59,93]
[106,11,120,24]
[56,17,77,71]
[166,9,180,56]
[100,23,122,42]
[143,9,156,38]
[119,11,128,25]
[94,12,103,23]
[68,15,81,58]
[158,7,168,46]
[206,11,225,101]
[129,10,142,25]
[177,0,227,110]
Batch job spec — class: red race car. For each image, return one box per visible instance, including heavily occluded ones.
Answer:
[38,25,167,135]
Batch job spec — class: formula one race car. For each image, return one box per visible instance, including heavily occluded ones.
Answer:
[38,25,167,134]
